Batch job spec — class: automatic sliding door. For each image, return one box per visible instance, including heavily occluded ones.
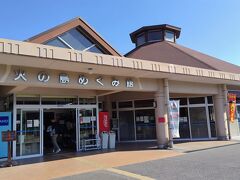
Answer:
[119,111,135,141]
[189,107,209,138]
[237,105,240,130]
[179,107,190,138]
[16,109,41,157]
[77,108,97,150]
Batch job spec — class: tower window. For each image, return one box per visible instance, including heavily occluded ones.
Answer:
[136,33,146,46]
[148,30,163,42]
[165,30,175,42]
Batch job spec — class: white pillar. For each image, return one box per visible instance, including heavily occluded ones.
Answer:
[213,84,229,140]
[155,79,170,148]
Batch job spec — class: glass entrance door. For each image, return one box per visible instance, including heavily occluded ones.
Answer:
[43,108,76,154]
[77,108,97,150]
[189,107,209,138]
[119,111,135,141]
[16,109,42,157]
[237,105,240,129]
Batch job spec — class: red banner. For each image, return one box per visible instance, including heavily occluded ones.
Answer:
[229,103,236,123]
[228,93,237,123]
[99,112,110,133]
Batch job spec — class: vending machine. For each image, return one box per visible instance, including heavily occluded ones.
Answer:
[98,111,110,134]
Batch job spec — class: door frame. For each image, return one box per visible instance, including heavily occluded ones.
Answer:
[13,104,98,159]
[188,106,210,139]
[118,110,136,142]
[42,107,77,155]
[13,108,43,159]
[76,106,98,151]
[175,97,215,140]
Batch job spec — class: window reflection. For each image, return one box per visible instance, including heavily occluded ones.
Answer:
[136,33,145,46]
[148,30,163,42]
[208,106,216,137]
[135,109,156,140]
[45,38,69,48]
[165,31,175,42]
[16,110,41,156]
[189,107,209,138]
[178,107,190,138]
[44,28,104,54]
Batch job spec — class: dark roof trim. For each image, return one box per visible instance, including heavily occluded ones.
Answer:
[130,24,181,43]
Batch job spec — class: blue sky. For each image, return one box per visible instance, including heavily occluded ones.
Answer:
[1,0,240,65]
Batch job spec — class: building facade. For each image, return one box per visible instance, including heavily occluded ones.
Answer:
[0,17,240,159]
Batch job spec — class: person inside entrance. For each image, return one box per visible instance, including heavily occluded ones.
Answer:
[47,119,61,153]
[44,109,76,154]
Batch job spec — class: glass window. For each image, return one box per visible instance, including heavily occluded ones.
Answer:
[41,97,78,105]
[60,28,103,54]
[148,30,163,42]
[79,108,97,143]
[112,111,117,119]
[170,98,187,106]
[44,28,105,54]
[233,91,240,103]
[135,109,156,140]
[178,107,190,138]
[134,99,154,108]
[45,38,69,48]
[208,106,216,137]
[98,102,103,110]
[237,105,240,131]
[111,111,118,140]
[16,109,41,156]
[88,45,103,54]
[237,97,240,104]
[16,96,40,105]
[119,111,135,141]
[4,95,13,111]
[207,96,213,104]
[112,102,117,109]
[136,33,145,46]
[189,107,209,138]
[165,30,175,42]
[79,98,96,105]
[118,101,133,108]
[189,97,205,104]
[111,117,118,129]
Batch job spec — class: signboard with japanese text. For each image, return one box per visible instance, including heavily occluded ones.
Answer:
[0,112,12,159]
[8,67,144,91]
[0,65,168,92]
[0,116,9,126]
[169,100,180,138]
[2,131,16,142]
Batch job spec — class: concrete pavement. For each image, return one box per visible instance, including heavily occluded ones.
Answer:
[0,140,239,180]
[0,149,181,180]
[117,142,240,180]
[56,141,240,180]
[173,140,238,152]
